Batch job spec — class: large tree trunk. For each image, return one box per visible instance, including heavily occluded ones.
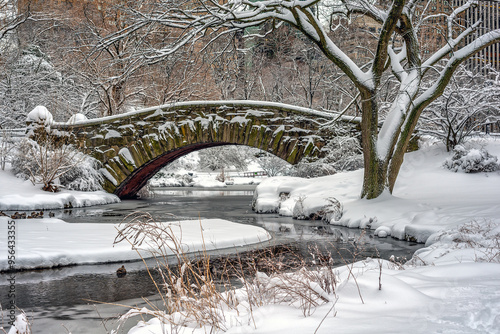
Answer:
[359,90,390,199]
[360,91,424,199]
[361,155,388,199]
[361,132,408,199]
[359,88,415,199]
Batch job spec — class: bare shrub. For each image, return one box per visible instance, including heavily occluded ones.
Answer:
[58,153,103,191]
[292,195,307,220]
[322,197,343,222]
[11,133,84,192]
[454,220,500,263]
[407,220,500,266]
[113,212,241,332]
[244,267,337,317]
[292,196,343,221]
[328,231,371,304]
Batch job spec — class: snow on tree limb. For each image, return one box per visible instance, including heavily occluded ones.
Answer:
[372,0,405,82]
[417,30,500,112]
[93,0,500,199]
[388,45,407,82]
[422,21,483,72]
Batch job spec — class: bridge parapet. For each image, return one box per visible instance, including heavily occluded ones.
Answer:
[41,101,358,198]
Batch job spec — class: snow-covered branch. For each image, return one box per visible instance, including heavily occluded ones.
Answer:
[422,20,483,72]
[341,0,387,24]
[417,30,500,111]
[96,0,373,90]
[91,0,500,199]
[0,0,31,41]
[371,0,405,83]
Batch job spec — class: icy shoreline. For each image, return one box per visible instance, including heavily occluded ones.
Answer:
[0,217,271,271]
[252,138,500,245]
[0,190,119,211]
[0,169,120,211]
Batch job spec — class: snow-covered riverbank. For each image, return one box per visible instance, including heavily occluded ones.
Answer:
[0,217,271,271]
[0,168,119,211]
[124,219,500,334]
[253,137,500,244]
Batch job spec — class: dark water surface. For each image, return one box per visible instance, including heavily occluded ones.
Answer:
[0,186,422,333]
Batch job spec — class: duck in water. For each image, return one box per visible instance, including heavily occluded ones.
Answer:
[116,265,127,278]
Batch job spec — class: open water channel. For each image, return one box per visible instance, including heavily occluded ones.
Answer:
[0,185,422,333]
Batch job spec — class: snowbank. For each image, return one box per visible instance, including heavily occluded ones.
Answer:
[0,217,271,271]
[412,219,500,265]
[252,176,311,213]
[252,137,500,243]
[0,169,119,210]
[0,190,119,211]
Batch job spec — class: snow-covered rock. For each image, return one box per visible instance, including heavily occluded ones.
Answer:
[291,196,330,220]
[252,177,311,213]
[26,105,53,125]
[67,113,88,124]
[374,225,391,238]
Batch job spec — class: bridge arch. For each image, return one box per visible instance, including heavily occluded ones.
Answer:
[113,142,240,198]
[48,101,358,198]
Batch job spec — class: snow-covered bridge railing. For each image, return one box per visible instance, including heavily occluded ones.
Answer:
[30,101,359,198]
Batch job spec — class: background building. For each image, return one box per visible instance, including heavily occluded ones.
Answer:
[457,0,500,70]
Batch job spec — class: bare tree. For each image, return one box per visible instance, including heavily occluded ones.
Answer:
[198,145,249,171]
[257,152,291,177]
[0,0,30,48]
[97,0,500,199]
[69,1,223,116]
[71,2,149,116]
[0,44,90,127]
[146,49,215,105]
[421,64,500,151]
[0,2,104,126]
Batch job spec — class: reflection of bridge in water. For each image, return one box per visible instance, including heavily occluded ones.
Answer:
[38,101,359,198]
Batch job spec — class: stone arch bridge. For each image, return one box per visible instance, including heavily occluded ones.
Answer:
[45,101,359,198]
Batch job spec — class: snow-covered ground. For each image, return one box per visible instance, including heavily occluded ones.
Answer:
[0,168,119,211]
[122,137,500,334]
[123,222,500,334]
[0,217,270,271]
